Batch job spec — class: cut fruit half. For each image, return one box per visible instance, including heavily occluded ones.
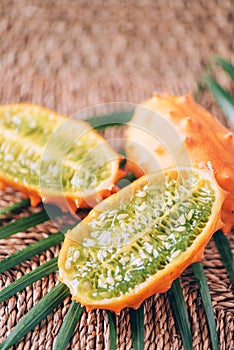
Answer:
[0,104,123,210]
[58,167,226,313]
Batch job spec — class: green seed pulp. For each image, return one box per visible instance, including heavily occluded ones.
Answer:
[65,172,215,301]
[0,107,113,193]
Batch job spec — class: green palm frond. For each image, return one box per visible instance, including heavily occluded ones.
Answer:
[0,209,50,239]
[201,75,234,125]
[107,311,117,350]
[0,231,64,273]
[53,300,83,350]
[0,199,30,215]
[0,257,58,303]
[213,230,234,286]
[215,56,234,83]
[0,283,69,350]
[86,109,134,129]
[129,304,145,350]
[167,278,193,350]
[192,262,219,350]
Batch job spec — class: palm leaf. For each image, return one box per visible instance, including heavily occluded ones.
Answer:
[167,278,193,350]
[202,75,234,125]
[0,199,30,215]
[0,231,64,273]
[0,257,58,303]
[85,109,134,129]
[215,56,234,83]
[192,262,219,350]
[129,304,144,350]
[213,230,234,286]
[107,311,117,350]
[0,283,70,350]
[54,300,83,350]
[0,210,50,239]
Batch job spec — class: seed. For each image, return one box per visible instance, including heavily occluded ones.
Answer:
[144,235,151,243]
[65,259,72,270]
[144,242,153,254]
[95,221,103,227]
[168,199,173,205]
[176,226,186,232]
[99,292,109,298]
[115,275,122,281]
[178,214,186,225]
[97,251,104,261]
[4,154,14,162]
[135,191,146,198]
[120,256,130,265]
[98,279,107,288]
[158,235,167,240]
[117,213,129,220]
[83,281,91,290]
[133,258,143,266]
[106,276,114,285]
[139,250,147,259]
[12,115,21,125]
[73,250,80,261]
[171,250,181,259]
[29,120,37,128]
[98,230,111,245]
[137,202,146,211]
[187,209,194,221]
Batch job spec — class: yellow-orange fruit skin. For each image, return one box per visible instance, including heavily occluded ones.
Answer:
[126,94,234,233]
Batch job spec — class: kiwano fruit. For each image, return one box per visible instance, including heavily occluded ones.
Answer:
[59,168,225,313]
[126,94,234,233]
[0,104,123,211]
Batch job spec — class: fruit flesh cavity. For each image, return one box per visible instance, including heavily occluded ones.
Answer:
[0,104,122,210]
[58,168,225,313]
[126,94,234,233]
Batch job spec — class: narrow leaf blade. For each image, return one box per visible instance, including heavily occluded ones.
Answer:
[107,311,117,350]
[192,262,219,350]
[0,199,30,215]
[213,230,234,286]
[0,210,49,240]
[167,278,193,350]
[203,75,234,124]
[0,232,64,273]
[54,300,83,350]
[0,283,70,350]
[0,257,58,303]
[215,57,234,83]
[85,110,134,129]
[129,304,144,350]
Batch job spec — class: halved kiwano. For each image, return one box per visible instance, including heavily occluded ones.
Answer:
[58,167,225,313]
[125,93,234,233]
[0,104,122,210]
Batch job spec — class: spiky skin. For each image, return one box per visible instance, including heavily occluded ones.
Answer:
[126,94,234,233]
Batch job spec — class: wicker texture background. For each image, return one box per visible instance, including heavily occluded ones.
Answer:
[0,0,233,349]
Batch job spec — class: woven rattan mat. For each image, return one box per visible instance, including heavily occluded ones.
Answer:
[0,1,234,349]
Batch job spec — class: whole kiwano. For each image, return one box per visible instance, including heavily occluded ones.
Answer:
[126,94,234,233]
